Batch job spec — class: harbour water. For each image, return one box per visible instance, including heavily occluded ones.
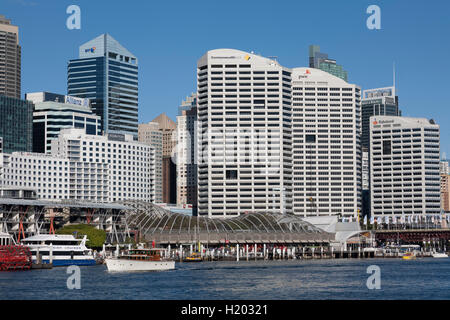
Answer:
[1,258,449,300]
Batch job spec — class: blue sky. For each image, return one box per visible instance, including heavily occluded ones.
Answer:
[2,0,450,156]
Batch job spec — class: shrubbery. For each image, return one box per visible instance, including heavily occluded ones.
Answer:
[56,224,106,249]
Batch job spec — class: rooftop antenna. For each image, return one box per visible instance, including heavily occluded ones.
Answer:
[393,62,396,97]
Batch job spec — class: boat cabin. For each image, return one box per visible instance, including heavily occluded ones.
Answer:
[120,249,163,261]
[21,235,81,246]
[0,232,14,246]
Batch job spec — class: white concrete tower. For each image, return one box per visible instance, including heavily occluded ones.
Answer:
[291,67,362,219]
[370,116,441,219]
[196,49,293,217]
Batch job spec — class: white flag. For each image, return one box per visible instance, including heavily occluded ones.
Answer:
[370,216,374,224]
[363,215,367,225]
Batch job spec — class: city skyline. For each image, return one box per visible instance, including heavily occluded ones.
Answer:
[1,0,450,156]
[1,2,450,304]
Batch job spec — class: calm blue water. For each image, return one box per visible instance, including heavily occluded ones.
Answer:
[1,258,449,300]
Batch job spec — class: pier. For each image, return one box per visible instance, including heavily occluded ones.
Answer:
[144,243,442,262]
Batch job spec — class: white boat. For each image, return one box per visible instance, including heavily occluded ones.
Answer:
[105,248,175,272]
[432,252,449,258]
[21,234,96,266]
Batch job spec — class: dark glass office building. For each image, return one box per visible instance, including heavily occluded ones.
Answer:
[309,45,348,82]
[0,95,33,153]
[361,87,401,218]
[361,87,401,149]
[67,34,138,138]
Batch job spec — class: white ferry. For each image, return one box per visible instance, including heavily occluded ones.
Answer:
[21,234,96,266]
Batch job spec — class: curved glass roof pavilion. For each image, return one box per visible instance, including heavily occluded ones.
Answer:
[122,201,334,245]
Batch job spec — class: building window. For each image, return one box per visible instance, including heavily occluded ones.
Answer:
[383,140,391,155]
[226,170,238,180]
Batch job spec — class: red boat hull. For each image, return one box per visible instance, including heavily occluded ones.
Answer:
[0,245,32,271]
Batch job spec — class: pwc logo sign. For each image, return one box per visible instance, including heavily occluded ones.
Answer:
[84,47,96,53]
[298,69,311,79]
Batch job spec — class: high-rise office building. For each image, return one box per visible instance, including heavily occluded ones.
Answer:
[67,34,138,138]
[370,116,441,219]
[0,15,21,99]
[291,67,362,219]
[196,49,293,217]
[138,121,163,203]
[178,92,197,115]
[361,86,401,217]
[152,113,177,204]
[0,95,33,153]
[26,92,101,153]
[140,113,177,204]
[309,45,348,82]
[152,113,177,158]
[361,87,400,149]
[176,93,198,207]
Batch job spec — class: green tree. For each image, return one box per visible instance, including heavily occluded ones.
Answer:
[56,224,106,249]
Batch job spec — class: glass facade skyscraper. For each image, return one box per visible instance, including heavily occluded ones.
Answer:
[0,95,33,153]
[309,45,348,82]
[67,34,138,138]
[361,87,400,149]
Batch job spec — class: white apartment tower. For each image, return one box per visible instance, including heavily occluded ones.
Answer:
[52,129,155,203]
[138,122,163,203]
[291,68,362,218]
[176,94,198,206]
[1,129,156,203]
[176,114,188,205]
[2,152,76,200]
[370,116,441,218]
[197,49,293,217]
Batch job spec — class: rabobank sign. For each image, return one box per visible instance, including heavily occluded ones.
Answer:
[65,95,89,107]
